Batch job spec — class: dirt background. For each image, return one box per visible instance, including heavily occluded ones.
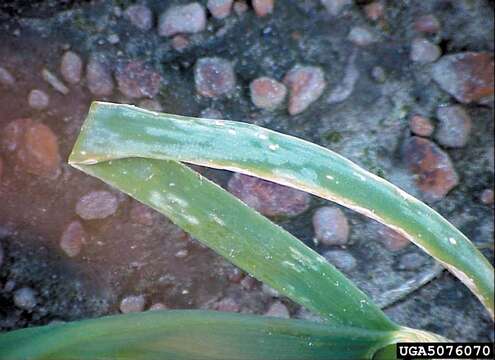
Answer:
[0,0,493,343]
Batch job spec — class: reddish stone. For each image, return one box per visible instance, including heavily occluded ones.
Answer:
[252,0,274,17]
[402,136,459,201]
[76,190,119,220]
[207,0,233,19]
[250,77,287,110]
[414,14,440,34]
[364,2,384,21]
[2,119,61,177]
[158,3,206,37]
[213,297,240,312]
[194,57,236,98]
[115,61,161,99]
[283,65,326,115]
[228,173,311,218]
[409,115,434,137]
[432,52,494,104]
[130,202,154,226]
[480,189,494,205]
[376,224,410,251]
[60,221,87,257]
[171,35,190,52]
[233,1,248,15]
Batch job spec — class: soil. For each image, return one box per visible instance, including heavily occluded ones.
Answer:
[0,0,493,343]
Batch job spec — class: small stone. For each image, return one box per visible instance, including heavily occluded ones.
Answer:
[175,249,189,258]
[60,221,87,257]
[240,275,258,290]
[115,61,161,99]
[107,34,120,44]
[13,287,37,311]
[86,57,114,96]
[321,0,352,16]
[158,3,206,37]
[283,65,326,115]
[0,66,15,86]
[207,0,233,19]
[233,1,248,15]
[312,207,349,246]
[348,26,377,46]
[228,173,311,218]
[403,136,459,201]
[3,119,61,177]
[414,14,440,34]
[480,189,494,205]
[252,0,274,17]
[213,297,240,312]
[138,99,163,112]
[397,253,427,271]
[371,66,386,83]
[171,35,190,52]
[200,108,223,119]
[327,51,359,104]
[120,295,146,313]
[261,284,280,297]
[322,250,357,272]
[376,224,410,251]
[410,38,441,63]
[60,51,83,84]
[364,2,384,21]
[194,57,236,98]
[250,77,287,110]
[27,89,49,110]
[149,303,167,311]
[432,52,494,104]
[76,190,119,220]
[435,105,471,148]
[41,68,69,95]
[409,115,434,137]
[264,301,290,318]
[125,5,153,31]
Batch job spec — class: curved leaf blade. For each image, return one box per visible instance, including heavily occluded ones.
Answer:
[69,102,494,318]
[0,311,394,360]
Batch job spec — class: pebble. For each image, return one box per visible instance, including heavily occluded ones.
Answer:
[283,65,326,115]
[321,0,352,16]
[125,5,153,31]
[60,221,87,257]
[13,287,37,311]
[0,66,15,86]
[41,68,69,95]
[158,3,206,37]
[107,34,120,44]
[228,173,311,218]
[364,2,384,21]
[376,224,410,251]
[194,57,236,98]
[60,51,83,84]
[200,108,223,119]
[252,0,274,17]
[414,14,440,34]
[115,61,161,99]
[348,26,377,46]
[86,57,114,96]
[480,189,494,205]
[240,275,257,290]
[27,89,49,110]
[327,51,359,104]
[435,105,471,148]
[120,295,146,313]
[371,66,386,83]
[264,301,290,318]
[409,115,434,137]
[3,119,61,178]
[312,206,350,246]
[138,99,163,112]
[410,38,441,63]
[402,136,459,201]
[76,190,119,220]
[171,35,190,52]
[207,0,233,19]
[322,249,357,272]
[261,284,280,297]
[250,77,287,110]
[233,1,248,15]
[149,303,167,310]
[432,52,494,104]
[213,297,240,312]
[397,252,427,271]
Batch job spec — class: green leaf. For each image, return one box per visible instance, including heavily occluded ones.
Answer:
[0,310,394,360]
[70,102,494,319]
